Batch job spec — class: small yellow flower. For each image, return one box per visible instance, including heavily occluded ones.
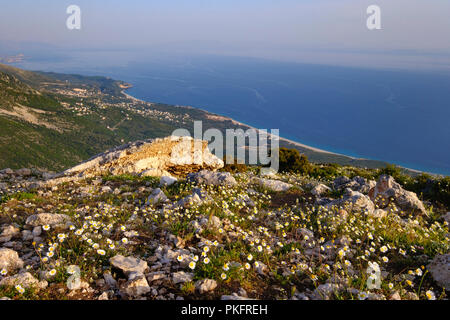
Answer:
[204,258,210,264]
[189,262,196,270]
[177,255,184,262]
[48,269,57,277]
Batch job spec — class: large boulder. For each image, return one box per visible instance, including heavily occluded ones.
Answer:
[369,175,426,216]
[63,136,224,178]
[187,170,237,187]
[0,248,24,272]
[427,254,450,290]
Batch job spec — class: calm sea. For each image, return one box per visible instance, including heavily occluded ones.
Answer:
[16,53,450,175]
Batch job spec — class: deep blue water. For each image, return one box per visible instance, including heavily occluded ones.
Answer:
[16,54,450,175]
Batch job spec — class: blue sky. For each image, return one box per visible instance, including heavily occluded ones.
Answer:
[1,0,450,70]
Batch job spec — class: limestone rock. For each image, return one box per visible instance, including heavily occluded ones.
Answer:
[187,170,237,187]
[109,255,148,277]
[311,184,331,197]
[0,272,47,290]
[327,188,375,215]
[369,175,426,216]
[120,274,151,297]
[252,177,293,192]
[0,225,20,243]
[160,176,177,186]
[195,279,217,294]
[427,254,450,290]
[146,188,168,205]
[0,248,24,272]
[63,136,223,178]
[172,271,194,284]
[25,213,71,227]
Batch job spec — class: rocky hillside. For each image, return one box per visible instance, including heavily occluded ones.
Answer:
[0,137,448,300]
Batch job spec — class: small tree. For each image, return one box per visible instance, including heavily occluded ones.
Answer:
[278,148,311,174]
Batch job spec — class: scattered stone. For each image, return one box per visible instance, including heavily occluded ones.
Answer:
[0,248,24,272]
[25,213,71,227]
[187,170,237,187]
[146,188,168,205]
[120,274,151,297]
[160,176,177,186]
[195,279,217,294]
[0,225,20,243]
[109,255,148,277]
[0,272,48,290]
[252,177,293,192]
[427,253,450,290]
[311,184,331,197]
[172,271,194,284]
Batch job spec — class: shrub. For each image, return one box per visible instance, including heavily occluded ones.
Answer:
[278,148,311,174]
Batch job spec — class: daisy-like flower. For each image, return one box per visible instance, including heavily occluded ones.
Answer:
[415,268,423,277]
[203,246,210,253]
[43,225,50,231]
[254,261,260,268]
[221,273,227,280]
[193,255,199,262]
[47,251,54,258]
[42,257,49,263]
[92,243,100,250]
[223,263,230,271]
[310,274,318,282]
[177,255,184,262]
[15,285,25,294]
[121,238,128,244]
[247,254,253,261]
[120,225,126,231]
[406,280,414,287]
[358,292,368,300]
[48,269,57,277]
[257,245,263,252]
[109,243,115,250]
[0,269,7,276]
[57,233,66,242]
[189,261,196,270]
[380,246,388,253]
[97,249,106,256]
[388,283,394,290]
[382,256,389,263]
[425,290,436,300]
[204,257,210,264]
[244,263,251,270]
